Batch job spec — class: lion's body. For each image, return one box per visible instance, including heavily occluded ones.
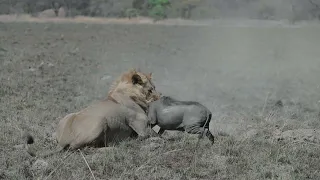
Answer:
[55,69,161,150]
[56,96,149,149]
[26,69,161,156]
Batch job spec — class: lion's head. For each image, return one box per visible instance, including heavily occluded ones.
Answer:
[107,68,161,112]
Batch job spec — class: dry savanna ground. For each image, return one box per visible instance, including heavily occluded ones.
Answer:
[1,18,320,180]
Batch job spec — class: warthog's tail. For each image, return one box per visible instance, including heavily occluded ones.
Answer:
[190,110,212,173]
[205,112,212,129]
[198,111,212,139]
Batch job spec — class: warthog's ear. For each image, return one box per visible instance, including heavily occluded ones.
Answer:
[132,73,143,85]
[148,73,153,79]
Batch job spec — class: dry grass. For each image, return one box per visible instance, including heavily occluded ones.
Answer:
[0,14,212,26]
[1,21,320,180]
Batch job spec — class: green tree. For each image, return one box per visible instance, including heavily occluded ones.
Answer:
[147,0,170,20]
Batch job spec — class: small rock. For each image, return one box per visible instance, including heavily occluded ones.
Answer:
[0,171,6,179]
[152,125,161,133]
[28,68,36,72]
[70,48,79,54]
[38,62,45,69]
[273,129,282,137]
[13,144,26,149]
[48,63,54,67]
[141,142,161,151]
[240,129,258,140]
[0,47,7,52]
[275,129,320,143]
[50,132,57,142]
[101,75,112,81]
[147,137,164,143]
[31,159,48,173]
[275,100,283,107]
[96,147,117,153]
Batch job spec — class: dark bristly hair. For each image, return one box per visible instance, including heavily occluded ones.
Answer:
[160,96,201,106]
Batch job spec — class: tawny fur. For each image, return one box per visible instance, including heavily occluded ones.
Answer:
[56,69,161,150]
[26,69,161,157]
[107,68,156,111]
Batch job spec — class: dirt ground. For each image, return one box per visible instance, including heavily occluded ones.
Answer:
[1,17,320,179]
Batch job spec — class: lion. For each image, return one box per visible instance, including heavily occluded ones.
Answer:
[25,68,161,157]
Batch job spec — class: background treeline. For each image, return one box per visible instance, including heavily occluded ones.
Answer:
[1,0,320,21]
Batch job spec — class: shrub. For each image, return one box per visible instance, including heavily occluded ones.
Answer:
[147,0,170,20]
[125,8,140,18]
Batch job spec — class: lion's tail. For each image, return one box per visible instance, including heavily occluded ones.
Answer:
[22,131,65,158]
[23,131,34,145]
[21,131,36,157]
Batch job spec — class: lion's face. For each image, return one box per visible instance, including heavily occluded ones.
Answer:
[136,71,161,103]
[108,69,161,109]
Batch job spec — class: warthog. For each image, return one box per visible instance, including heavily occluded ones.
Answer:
[147,96,214,144]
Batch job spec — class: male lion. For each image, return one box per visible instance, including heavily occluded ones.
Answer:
[25,68,161,157]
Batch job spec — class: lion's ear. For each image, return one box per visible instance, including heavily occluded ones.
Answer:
[132,74,143,85]
[148,73,153,79]
[129,68,136,73]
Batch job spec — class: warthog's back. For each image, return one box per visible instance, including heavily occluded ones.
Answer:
[150,96,211,130]
[156,105,186,129]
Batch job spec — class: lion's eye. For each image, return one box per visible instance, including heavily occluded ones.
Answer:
[148,87,155,93]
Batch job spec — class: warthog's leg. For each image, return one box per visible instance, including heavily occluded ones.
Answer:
[204,129,215,144]
[147,102,157,125]
[183,116,204,134]
[185,125,214,144]
[182,116,214,144]
[158,128,165,135]
[184,123,204,135]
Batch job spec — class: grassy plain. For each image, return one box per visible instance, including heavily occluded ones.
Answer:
[1,18,320,179]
